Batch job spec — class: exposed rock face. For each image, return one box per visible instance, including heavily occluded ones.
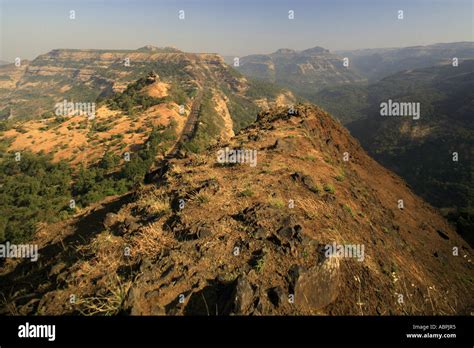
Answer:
[209,90,235,140]
[0,47,277,121]
[231,276,254,314]
[294,257,341,311]
[238,46,365,93]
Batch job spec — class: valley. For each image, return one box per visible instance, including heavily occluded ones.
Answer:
[237,43,474,248]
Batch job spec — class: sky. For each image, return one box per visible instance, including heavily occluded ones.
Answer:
[0,0,473,61]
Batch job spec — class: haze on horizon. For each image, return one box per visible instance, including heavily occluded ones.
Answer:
[0,0,473,62]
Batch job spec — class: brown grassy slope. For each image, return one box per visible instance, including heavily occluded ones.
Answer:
[0,104,472,315]
[1,103,186,166]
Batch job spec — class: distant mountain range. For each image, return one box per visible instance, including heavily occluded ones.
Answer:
[310,43,474,124]
[0,47,294,141]
[235,42,474,120]
[234,46,365,98]
[0,46,298,163]
[336,42,474,82]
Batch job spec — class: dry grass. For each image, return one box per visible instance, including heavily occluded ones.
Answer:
[0,102,185,166]
[135,190,171,216]
[298,197,323,220]
[0,293,20,315]
[130,223,176,260]
[75,275,131,316]
[269,196,285,209]
[191,192,211,205]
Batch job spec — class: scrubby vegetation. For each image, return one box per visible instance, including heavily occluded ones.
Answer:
[245,78,284,100]
[107,76,166,115]
[183,91,223,153]
[120,123,176,184]
[311,83,370,124]
[0,152,72,243]
[0,123,176,244]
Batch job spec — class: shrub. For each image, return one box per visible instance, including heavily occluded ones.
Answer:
[0,152,72,243]
[323,183,336,194]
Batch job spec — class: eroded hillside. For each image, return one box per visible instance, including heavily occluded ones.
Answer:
[0,46,294,130]
[0,48,296,164]
[237,47,365,98]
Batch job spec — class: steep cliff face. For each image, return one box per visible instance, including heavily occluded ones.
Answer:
[347,60,474,245]
[1,104,471,316]
[0,47,286,123]
[237,46,365,97]
[0,47,296,162]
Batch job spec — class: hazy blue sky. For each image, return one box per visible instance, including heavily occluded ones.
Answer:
[0,0,472,61]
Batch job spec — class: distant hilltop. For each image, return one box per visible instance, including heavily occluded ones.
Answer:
[137,45,182,53]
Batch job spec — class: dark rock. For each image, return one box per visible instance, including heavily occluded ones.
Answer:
[232,203,276,237]
[125,286,166,315]
[278,226,294,239]
[103,212,120,229]
[294,257,340,311]
[177,149,187,159]
[160,264,175,279]
[323,194,336,202]
[291,172,303,181]
[144,289,160,300]
[272,221,308,247]
[291,172,317,192]
[267,286,286,307]
[436,229,449,240]
[302,175,316,189]
[268,138,295,152]
[253,227,267,240]
[231,276,254,314]
[287,264,304,291]
[200,178,220,192]
[174,221,212,241]
[196,226,212,239]
[117,217,141,236]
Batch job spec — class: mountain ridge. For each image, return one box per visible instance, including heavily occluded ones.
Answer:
[0,103,471,316]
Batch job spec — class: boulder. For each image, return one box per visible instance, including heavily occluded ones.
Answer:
[103,212,120,229]
[267,286,286,307]
[231,276,254,314]
[293,256,340,311]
